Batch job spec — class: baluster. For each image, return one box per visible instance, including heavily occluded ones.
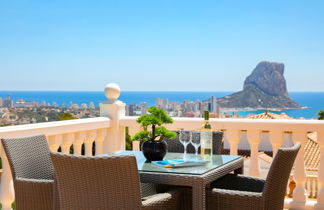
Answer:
[247,130,261,177]
[48,135,62,152]
[96,129,107,155]
[62,133,74,154]
[0,148,14,210]
[292,131,308,205]
[269,130,284,158]
[129,126,140,151]
[315,177,318,199]
[315,131,324,209]
[85,130,96,156]
[225,130,241,155]
[132,141,140,151]
[309,177,314,198]
[74,132,86,155]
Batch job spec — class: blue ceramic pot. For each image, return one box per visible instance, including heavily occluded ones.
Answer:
[141,140,167,161]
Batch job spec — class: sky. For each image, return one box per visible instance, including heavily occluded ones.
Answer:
[0,0,323,91]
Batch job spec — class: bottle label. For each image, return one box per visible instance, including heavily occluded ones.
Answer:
[201,131,212,148]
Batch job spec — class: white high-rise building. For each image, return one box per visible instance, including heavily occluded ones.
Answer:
[0,97,3,107]
[81,103,88,109]
[141,102,147,115]
[156,98,168,109]
[89,102,95,109]
[211,96,217,113]
[3,95,13,108]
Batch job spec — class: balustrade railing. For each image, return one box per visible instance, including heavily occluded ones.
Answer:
[121,116,324,209]
[0,117,111,210]
[0,83,324,210]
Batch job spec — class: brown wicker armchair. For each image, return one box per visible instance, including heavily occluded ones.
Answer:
[1,135,56,210]
[50,152,183,210]
[206,142,301,210]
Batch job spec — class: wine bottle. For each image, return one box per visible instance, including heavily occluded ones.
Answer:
[201,110,212,160]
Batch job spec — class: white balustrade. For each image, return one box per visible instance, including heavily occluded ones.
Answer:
[225,130,241,155]
[0,150,14,210]
[0,117,110,210]
[315,131,324,209]
[292,131,308,205]
[120,115,324,209]
[247,130,261,177]
[100,83,126,153]
[269,130,284,159]
[48,135,62,152]
[62,133,74,154]
[73,132,86,156]
[1,83,324,210]
[85,130,96,156]
[95,129,107,155]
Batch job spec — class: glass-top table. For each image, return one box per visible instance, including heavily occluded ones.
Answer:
[104,151,244,210]
[111,151,241,175]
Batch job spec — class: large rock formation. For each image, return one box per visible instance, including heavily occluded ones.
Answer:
[218,61,301,109]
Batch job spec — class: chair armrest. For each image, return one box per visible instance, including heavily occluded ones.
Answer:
[207,188,263,209]
[16,177,54,184]
[14,178,55,210]
[210,174,265,192]
[141,189,182,210]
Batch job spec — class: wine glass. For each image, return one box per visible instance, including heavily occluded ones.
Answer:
[190,131,201,156]
[179,129,191,158]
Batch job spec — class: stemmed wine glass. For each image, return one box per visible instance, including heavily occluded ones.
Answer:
[179,129,191,158]
[190,131,201,157]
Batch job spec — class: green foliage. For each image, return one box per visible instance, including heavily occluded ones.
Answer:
[125,127,133,150]
[132,107,176,143]
[58,112,76,121]
[318,110,324,120]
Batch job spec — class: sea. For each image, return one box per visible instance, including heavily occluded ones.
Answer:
[0,91,323,119]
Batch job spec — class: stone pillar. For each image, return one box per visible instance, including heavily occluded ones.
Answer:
[292,131,308,205]
[247,130,261,177]
[95,128,107,155]
[100,83,126,153]
[315,132,324,209]
[73,132,86,155]
[226,130,241,155]
[62,133,74,154]
[269,130,284,158]
[0,147,14,210]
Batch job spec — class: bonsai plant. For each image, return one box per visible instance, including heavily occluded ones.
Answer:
[132,106,176,161]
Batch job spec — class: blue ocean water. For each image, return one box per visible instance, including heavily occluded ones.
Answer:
[0,91,323,119]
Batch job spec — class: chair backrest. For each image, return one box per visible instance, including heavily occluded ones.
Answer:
[51,153,142,210]
[263,142,301,210]
[1,134,53,180]
[165,131,223,155]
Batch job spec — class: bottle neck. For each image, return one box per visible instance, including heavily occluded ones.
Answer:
[204,111,209,121]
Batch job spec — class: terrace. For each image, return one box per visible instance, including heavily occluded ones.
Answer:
[0,84,324,210]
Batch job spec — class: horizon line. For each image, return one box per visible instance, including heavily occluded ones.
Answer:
[1,90,324,93]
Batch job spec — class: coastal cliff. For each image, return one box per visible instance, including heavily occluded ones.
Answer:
[218,61,301,109]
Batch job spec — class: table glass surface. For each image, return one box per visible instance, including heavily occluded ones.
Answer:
[107,151,241,175]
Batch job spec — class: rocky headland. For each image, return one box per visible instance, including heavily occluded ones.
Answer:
[218,61,301,109]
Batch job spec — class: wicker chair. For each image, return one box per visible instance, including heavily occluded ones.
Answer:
[50,152,183,210]
[1,135,56,210]
[165,131,223,155]
[206,142,301,210]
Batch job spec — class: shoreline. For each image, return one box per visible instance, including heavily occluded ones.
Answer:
[220,106,308,112]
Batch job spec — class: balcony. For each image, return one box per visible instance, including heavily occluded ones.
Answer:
[0,85,324,210]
